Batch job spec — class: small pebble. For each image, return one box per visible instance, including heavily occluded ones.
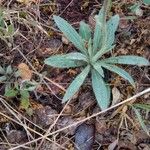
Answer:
[75,123,95,150]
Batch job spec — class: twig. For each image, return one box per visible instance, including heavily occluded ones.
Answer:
[0,99,66,150]
[9,88,150,150]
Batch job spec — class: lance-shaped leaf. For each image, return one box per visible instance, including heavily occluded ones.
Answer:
[79,21,91,41]
[106,14,120,49]
[63,65,90,103]
[6,65,13,74]
[133,103,150,111]
[44,53,87,68]
[132,107,150,136]
[53,15,87,54]
[88,38,92,58]
[0,65,5,74]
[20,90,30,110]
[91,69,110,110]
[92,45,115,62]
[65,52,88,61]
[102,55,150,66]
[93,62,104,77]
[93,8,104,54]
[100,63,135,87]
[0,76,7,82]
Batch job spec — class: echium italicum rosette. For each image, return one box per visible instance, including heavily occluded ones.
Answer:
[44,6,149,110]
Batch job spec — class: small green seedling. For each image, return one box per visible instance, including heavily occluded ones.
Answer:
[132,103,150,135]
[0,8,16,45]
[0,65,37,110]
[44,7,149,110]
[4,81,37,110]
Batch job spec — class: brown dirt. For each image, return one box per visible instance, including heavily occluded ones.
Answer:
[0,0,149,150]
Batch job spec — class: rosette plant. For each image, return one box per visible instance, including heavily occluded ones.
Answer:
[44,6,149,110]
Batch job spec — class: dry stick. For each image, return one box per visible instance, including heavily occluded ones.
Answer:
[0,99,34,141]
[0,111,66,150]
[10,88,150,150]
[0,96,47,132]
[15,48,71,148]
[36,98,71,149]
[16,48,66,92]
[59,0,74,16]
[0,98,66,150]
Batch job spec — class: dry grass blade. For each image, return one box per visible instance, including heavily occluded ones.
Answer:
[9,88,150,150]
[0,98,66,150]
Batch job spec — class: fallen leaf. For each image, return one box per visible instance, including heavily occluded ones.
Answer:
[111,87,121,106]
[18,63,32,80]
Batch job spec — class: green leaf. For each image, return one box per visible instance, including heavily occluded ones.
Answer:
[65,52,88,62]
[88,38,92,58]
[92,45,115,62]
[25,85,37,91]
[20,90,30,99]
[91,69,110,110]
[106,84,111,103]
[23,81,38,91]
[93,8,104,54]
[63,65,90,103]
[133,103,150,111]
[79,21,91,41]
[93,62,104,77]
[106,14,120,49]
[132,107,149,136]
[130,3,141,11]
[6,24,15,36]
[4,89,18,97]
[44,54,86,68]
[0,12,5,28]
[0,75,7,82]
[53,15,87,54]
[143,0,150,5]
[20,90,30,110]
[101,63,135,87]
[6,65,13,74]
[0,65,5,74]
[103,55,150,66]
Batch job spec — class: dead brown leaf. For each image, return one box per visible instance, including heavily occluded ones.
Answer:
[18,63,32,80]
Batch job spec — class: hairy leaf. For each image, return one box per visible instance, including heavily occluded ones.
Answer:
[92,45,115,62]
[63,65,90,103]
[53,15,87,54]
[93,62,104,77]
[44,54,86,68]
[133,107,149,136]
[6,24,15,36]
[91,69,110,110]
[64,52,88,61]
[20,90,30,110]
[133,103,150,111]
[101,63,135,87]
[79,21,91,41]
[103,55,150,66]
[0,66,5,74]
[0,76,7,82]
[93,8,104,54]
[106,15,120,48]
[6,65,13,74]
[4,89,18,97]
[88,38,92,58]
[143,0,150,5]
